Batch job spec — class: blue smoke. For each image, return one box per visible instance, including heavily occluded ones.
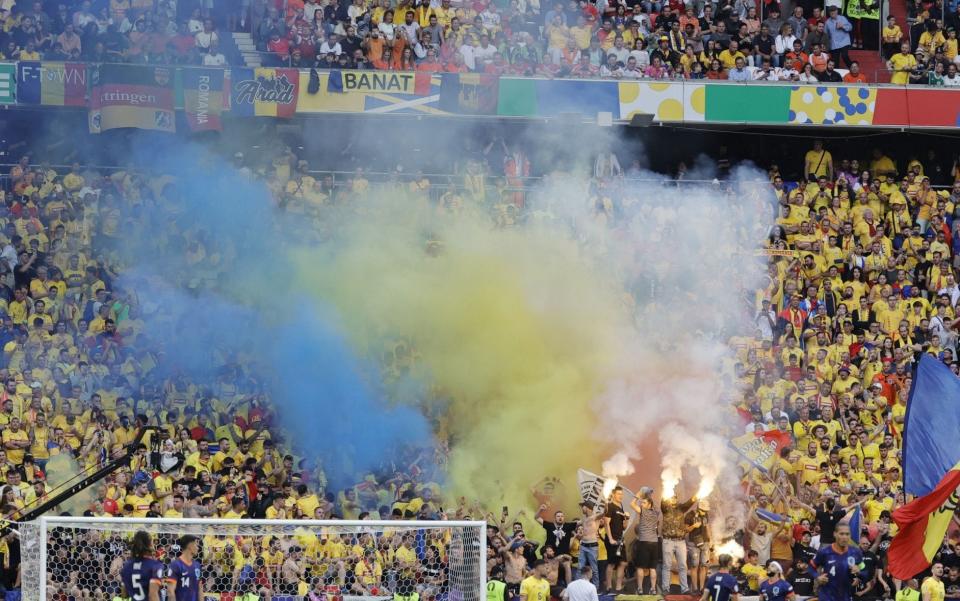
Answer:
[110,141,434,491]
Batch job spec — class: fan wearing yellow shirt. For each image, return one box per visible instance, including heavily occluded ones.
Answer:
[266,495,289,519]
[123,482,155,518]
[262,537,286,577]
[296,485,321,518]
[395,535,419,581]
[805,140,834,180]
[164,494,186,518]
[519,561,551,601]
[922,564,946,601]
[353,548,384,594]
[888,42,917,85]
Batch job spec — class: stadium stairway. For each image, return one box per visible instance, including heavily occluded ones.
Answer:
[232,32,262,67]
[849,0,907,82]
[850,48,889,82]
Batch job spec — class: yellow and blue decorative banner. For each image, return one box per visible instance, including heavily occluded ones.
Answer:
[788,85,876,125]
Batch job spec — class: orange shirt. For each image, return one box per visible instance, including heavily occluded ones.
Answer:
[810,52,829,72]
[843,72,868,83]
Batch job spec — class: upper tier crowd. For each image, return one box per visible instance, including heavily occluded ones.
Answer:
[0,0,957,82]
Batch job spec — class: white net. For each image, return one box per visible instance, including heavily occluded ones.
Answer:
[22,518,486,601]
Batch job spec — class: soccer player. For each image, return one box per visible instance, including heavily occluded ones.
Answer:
[166,535,203,601]
[760,561,795,601]
[120,531,164,601]
[811,524,864,601]
[701,554,739,601]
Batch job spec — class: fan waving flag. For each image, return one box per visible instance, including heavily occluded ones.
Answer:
[887,460,960,580]
[904,355,960,496]
[848,505,862,541]
[730,430,792,474]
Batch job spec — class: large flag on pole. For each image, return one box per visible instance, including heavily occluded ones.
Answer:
[904,356,960,496]
[577,469,637,518]
[887,460,960,579]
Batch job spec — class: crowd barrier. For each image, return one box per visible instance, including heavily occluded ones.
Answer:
[1,61,958,129]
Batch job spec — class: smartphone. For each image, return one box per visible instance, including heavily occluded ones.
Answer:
[502,505,508,515]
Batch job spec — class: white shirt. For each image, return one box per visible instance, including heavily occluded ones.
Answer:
[459,43,476,69]
[202,52,227,66]
[939,284,960,307]
[377,21,396,40]
[195,30,219,49]
[319,41,343,55]
[473,42,497,64]
[944,74,960,86]
[563,579,600,601]
[304,1,322,21]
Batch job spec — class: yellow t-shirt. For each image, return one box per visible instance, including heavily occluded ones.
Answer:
[1,428,28,464]
[519,576,550,601]
[742,563,767,592]
[805,149,833,178]
[889,53,917,85]
[922,578,945,601]
[123,493,154,518]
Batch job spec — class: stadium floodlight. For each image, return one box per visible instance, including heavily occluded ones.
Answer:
[20,516,487,601]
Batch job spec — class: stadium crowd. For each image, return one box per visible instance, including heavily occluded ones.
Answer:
[0,1,957,82]
[0,137,958,601]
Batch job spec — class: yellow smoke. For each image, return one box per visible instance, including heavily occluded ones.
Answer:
[44,453,95,516]
[297,207,631,510]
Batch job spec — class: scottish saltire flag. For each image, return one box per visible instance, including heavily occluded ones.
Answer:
[904,355,960,496]
[888,460,960,579]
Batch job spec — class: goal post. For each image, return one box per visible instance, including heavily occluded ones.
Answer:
[21,517,487,601]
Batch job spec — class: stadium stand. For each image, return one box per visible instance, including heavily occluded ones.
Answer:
[0,0,955,83]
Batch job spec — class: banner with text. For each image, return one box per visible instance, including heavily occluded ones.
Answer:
[183,68,225,132]
[17,61,86,105]
[89,64,175,134]
[231,67,299,118]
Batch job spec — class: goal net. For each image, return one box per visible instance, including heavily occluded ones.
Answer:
[20,517,486,601]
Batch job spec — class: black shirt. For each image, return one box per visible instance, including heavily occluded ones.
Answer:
[605,502,628,540]
[815,507,846,544]
[793,544,816,565]
[540,521,577,555]
[790,572,815,596]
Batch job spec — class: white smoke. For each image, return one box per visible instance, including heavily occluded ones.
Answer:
[528,161,772,511]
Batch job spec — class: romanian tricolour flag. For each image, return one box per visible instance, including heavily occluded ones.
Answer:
[230,68,299,118]
[17,61,86,105]
[182,68,224,132]
[887,460,960,579]
[904,355,960,496]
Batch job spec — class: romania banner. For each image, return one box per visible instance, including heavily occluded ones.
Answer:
[89,64,175,134]
[730,430,792,474]
[17,61,86,105]
[904,355,960,496]
[887,460,960,579]
[231,68,299,118]
[182,68,224,132]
